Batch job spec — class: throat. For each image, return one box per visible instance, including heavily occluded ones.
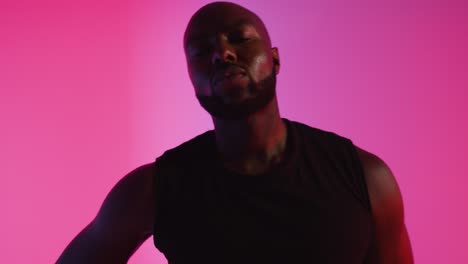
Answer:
[222,135,287,176]
[215,118,288,176]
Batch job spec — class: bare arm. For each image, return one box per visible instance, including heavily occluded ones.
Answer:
[57,163,155,263]
[357,147,414,264]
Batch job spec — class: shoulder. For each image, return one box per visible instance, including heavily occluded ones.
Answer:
[94,162,156,237]
[160,130,215,161]
[105,163,155,205]
[288,119,338,138]
[57,163,157,263]
[286,119,348,148]
[115,162,155,191]
[287,121,395,192]
[354,146,403,219]
[354,146,414,263]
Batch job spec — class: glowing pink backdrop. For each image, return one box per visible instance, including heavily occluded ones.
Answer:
[1,0,467,263]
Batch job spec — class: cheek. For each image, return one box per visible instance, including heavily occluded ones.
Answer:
[188,65,212,96]
[247,50,272,82]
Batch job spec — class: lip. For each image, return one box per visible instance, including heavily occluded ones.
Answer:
[211,65,247,86]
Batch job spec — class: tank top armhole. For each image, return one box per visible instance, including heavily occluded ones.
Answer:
[345,139,373,214]
[343,138,378,263]
[152,155,168,252]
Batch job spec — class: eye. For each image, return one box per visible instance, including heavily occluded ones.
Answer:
[229,32,251,43]
[187,43,211,59]
[190,48,207,57]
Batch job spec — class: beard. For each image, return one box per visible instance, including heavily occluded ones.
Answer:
[196,65,277,120]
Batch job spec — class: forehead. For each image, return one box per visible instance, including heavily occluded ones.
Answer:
[184,3,266,44]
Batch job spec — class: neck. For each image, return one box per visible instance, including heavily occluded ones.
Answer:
[212,97,287,175]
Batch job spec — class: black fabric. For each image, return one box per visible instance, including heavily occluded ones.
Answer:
[153,119,374,264]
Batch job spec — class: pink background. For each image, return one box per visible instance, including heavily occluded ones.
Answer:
[2,0,467,263]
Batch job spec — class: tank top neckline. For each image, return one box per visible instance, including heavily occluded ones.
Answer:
[208,118,298,182]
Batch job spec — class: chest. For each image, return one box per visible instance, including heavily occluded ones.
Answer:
[155,164,372,263]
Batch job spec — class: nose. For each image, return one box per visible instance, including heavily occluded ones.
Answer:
[211,37,237,65]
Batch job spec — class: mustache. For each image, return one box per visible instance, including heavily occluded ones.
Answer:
[210,63,248,86]
[212,62,247,73]
[196,68,277,120]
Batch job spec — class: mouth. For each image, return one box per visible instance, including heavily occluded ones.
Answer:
[211,65,247,86]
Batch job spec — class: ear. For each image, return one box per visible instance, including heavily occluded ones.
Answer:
[271,47,280,75]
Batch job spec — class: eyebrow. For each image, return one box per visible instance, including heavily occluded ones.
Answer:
[186,20,255,44]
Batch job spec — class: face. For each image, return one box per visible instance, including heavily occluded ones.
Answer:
[184,2,280,119]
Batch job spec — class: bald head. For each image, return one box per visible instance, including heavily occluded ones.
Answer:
[184,2,272,49]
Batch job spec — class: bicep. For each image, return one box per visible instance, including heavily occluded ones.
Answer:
[357,147,414,264]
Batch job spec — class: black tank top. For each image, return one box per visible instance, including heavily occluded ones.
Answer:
[153,119,374,263]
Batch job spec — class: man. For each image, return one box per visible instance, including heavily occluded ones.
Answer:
[58,2,413,263]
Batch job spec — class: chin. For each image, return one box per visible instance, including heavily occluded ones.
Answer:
[197,69,277,120]
[196,88,276,120]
